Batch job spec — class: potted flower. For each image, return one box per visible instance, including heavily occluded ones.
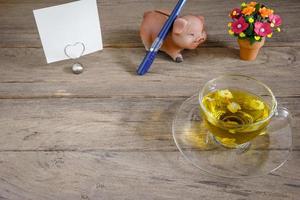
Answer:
[228,2,282,60]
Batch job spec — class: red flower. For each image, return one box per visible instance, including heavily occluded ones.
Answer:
[254,22,272,37]
[269,14,282,26]
[230,8,241,19]
[231,17,249,34]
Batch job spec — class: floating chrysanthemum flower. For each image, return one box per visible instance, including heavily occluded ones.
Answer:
[227,102,241,113]
[267,33,273,38]
[259,7,273,18]
[249,99,265,110]
[231,17,249,34]
[254,22,272,37]
[230,8,242,19]
[269,14,282,26]
[217,89,233,99]
[276,27,281,32]
[242,6,256,16]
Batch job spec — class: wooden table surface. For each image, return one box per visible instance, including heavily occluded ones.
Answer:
[0,0,300,199]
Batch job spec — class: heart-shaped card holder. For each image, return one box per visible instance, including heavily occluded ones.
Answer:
[64,42,86,74]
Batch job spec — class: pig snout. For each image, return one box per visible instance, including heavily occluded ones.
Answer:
[195,31,207,44]
[195,36,206,43]
[195,36,203,43]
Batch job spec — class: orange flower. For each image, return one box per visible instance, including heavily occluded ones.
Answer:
[242,6,256,16]
[259,7,274,18]
[248,1,257,7]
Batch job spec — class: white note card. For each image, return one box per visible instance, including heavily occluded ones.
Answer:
[33,0,103,63]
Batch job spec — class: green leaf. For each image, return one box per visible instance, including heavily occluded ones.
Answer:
[255,3,261,11]
[249,37,256,45]
[245,24,254,37]
[257,15,261,21]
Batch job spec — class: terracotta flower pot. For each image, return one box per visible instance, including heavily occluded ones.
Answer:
[238,38,265,61]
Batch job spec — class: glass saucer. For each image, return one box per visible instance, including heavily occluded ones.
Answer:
[172,94,293,178]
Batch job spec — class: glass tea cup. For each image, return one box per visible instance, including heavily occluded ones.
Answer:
[199,75,278,148]
[172,74,292,177]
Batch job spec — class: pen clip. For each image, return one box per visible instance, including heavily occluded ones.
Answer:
[149,37,163,52]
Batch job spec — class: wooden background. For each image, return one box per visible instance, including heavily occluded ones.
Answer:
[0,0,299,199]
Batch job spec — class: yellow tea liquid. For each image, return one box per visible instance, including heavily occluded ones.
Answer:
[201,89,270,147]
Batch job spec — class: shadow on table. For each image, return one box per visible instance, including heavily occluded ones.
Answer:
[131,98,226,181]
[110,33,240,75]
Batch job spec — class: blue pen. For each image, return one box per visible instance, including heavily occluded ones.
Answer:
[136,0,187,75]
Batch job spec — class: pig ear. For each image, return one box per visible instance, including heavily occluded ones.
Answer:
[197,16,205,23]
[173,18,188,34]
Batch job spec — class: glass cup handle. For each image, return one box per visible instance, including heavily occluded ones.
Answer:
[268,106,293,135]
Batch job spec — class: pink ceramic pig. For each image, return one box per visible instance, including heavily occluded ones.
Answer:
[140,10,207,62]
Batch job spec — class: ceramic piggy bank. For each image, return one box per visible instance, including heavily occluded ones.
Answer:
[140,10,207,62]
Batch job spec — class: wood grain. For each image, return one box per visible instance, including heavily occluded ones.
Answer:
[0,151,299,200]
[0,0,299,48]
[0,0,299,199]
[0,47,299,98]
[0,97,298,151]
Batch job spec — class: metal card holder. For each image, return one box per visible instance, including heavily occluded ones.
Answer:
[64,42,86,74]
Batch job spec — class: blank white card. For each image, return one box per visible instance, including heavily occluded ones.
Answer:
[33,0,103,63]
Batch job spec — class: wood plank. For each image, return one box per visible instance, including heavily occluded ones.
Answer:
[0,0,299,48]
[0,97,299,151]
[0,47,299,98]
[0,1,299,198]
[0,151,299,200]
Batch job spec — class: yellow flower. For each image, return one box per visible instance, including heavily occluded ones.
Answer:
[248,17,254,23]
[227,102,241,113]
[277,27,281,32]
[241,2,247,7]
[228,22,232,27]
[267,33,273,38]
[259,7,274,18]
[239,32,246,37]
[270,23,275,27]
[254,36,261,40]
[228,29,234,35]
[249,99,265,110]
[248,1,257,7]
[218,89,233,99]
[242,6,256,16]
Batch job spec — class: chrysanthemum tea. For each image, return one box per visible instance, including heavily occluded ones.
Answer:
[201,89,270,147]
